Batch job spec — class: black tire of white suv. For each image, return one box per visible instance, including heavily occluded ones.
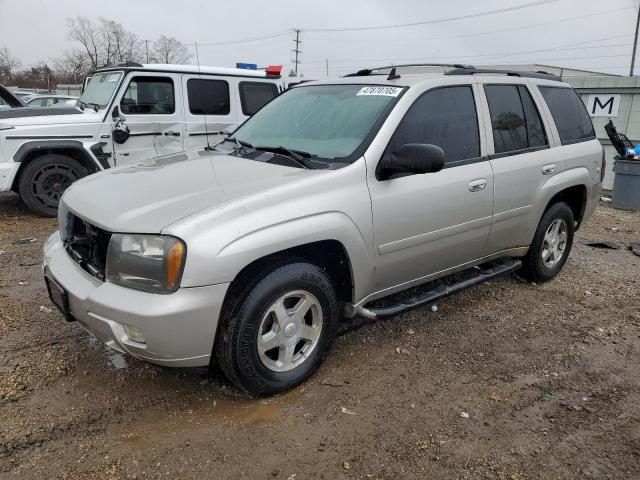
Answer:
[18,154,88,217]
[521,202,575,282]
[216,261,339,396]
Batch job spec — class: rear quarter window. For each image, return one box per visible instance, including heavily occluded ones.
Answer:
[538,86,595,145]
[239,82,279,116]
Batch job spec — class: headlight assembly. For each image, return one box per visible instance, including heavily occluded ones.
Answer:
[106,234,186,293]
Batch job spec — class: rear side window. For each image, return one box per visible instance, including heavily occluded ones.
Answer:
[485,85,527,153]
[538,86,595,144]
[239,82,279,116]
[187,79,230,115]
[121,77,175,115]
[485,84,549,154]
[386,86,480,165]
[518,86,548,148]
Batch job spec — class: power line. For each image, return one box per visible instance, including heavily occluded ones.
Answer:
[305,0,559,32]
[197,31,290,47]
[305,6,633,44]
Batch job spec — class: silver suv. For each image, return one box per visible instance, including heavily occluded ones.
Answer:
[42,64,603,395]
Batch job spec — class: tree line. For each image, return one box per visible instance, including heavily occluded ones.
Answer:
[0,16,192,90]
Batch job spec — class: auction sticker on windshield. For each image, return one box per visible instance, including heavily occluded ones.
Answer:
[357,86,402,97]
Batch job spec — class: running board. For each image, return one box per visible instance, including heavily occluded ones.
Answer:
[359,259,522,320]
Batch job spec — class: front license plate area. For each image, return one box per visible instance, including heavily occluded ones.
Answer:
[44,273,75,322]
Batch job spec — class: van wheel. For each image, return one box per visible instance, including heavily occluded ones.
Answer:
[18,154,87,217]
[521,202,575,282]
[216,262,339,396]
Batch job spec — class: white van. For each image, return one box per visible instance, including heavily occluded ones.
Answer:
[0,62,284,216]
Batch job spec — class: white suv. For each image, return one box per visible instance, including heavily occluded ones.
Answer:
[0,62,283,216]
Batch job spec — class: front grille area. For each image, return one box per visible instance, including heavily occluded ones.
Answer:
[63,213,112,281]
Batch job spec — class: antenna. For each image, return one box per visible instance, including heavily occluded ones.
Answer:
[195,41,213,151]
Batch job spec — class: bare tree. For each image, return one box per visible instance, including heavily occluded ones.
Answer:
[0,46,21,83]
[151,35,192,64]
[66,16,142,69]
[53,49,90,83]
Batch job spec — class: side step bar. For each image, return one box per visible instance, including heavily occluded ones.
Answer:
[359,259,522,320]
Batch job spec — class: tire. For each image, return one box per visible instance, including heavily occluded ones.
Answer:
[216,261,339,396]
[18,154,88,217]
[520,202,575,282]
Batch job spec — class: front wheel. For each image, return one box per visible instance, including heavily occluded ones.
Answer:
[215,261,339,396]
[521,202,575,282]
[18,154,88,217]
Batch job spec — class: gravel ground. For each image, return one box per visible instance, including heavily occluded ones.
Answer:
[1,191,639,480]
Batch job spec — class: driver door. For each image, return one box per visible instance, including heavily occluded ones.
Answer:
[111,73,184,165]
[367,84,494,292]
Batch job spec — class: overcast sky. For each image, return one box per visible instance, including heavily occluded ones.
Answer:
[1,0,639,77]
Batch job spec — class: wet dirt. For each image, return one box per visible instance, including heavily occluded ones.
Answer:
[1,191,639,479]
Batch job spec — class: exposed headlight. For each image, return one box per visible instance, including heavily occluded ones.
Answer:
[106,234,186,293]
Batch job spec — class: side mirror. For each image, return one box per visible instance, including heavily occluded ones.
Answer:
[377,143,445,180]
[112,105,120,120]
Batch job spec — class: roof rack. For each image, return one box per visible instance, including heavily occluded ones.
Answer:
[445,67,562,81]
[344,63,475,77]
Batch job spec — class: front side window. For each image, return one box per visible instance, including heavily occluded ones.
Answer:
[121,77,175,115]
[232,84,403,162]
[385,86,481,165]
[187,79,230,115]
[239,82,279,116]
[538,86,595,144]
[78,71,122,110]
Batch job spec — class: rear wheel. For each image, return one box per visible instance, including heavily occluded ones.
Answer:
[18,154,87,217]
[216,261,339,396]
[521,202,575,282]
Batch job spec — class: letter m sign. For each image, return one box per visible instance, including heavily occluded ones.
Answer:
[587,94,621,117]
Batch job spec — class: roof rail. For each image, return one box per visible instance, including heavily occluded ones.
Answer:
[344,63,475,77]
[445,67,562,81]
[117,61,143,68]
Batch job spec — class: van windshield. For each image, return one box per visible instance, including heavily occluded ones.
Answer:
[78,71,123,110]
[232,84,404,163]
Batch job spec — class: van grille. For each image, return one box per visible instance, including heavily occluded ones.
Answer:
[62,213,112,281]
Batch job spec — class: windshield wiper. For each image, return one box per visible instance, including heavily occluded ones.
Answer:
[255,146,315,169]
[77,100,100,112]
[218,136,253,155]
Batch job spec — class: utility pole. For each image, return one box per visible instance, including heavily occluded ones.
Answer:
[631,4,640,76]
[145,40,150,63]
[325,58,329,77]
[292,29,302,77]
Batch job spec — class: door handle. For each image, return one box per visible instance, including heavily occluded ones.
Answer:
[164,131,181,137]
[468,179,487,192]
[542,163,556,175]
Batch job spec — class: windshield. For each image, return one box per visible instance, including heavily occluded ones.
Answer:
[78,71,123,110]
[232,84,404,162]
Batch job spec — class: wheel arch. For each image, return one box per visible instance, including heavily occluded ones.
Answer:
[10,140,106,191]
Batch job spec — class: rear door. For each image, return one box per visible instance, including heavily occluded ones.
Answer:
[479,80,556,252]
[367,83,494,292]
[112,73,184,164]
[182,75,235,151]
[237,80,280,121]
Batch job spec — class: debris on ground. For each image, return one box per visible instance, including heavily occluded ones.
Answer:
[629,242,640,257]
[341,407,357,415]
[461,412,470,418]
[583,239,622,250]
[13,237,37,245]
[39,306,52,314]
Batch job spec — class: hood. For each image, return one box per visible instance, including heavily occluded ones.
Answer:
[0,108,99,126]
[63,150,318,233]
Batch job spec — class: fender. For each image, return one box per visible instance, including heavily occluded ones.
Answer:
[9,140,109,189]
[180,211,375,302]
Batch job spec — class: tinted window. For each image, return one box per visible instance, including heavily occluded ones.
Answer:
[187,79,230,115]
[518,86,548,148]
[386,86,480,165]
[539,86,595,144]
[121,77,175,114]
[485,85,527,153]
[239,82,279,116]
